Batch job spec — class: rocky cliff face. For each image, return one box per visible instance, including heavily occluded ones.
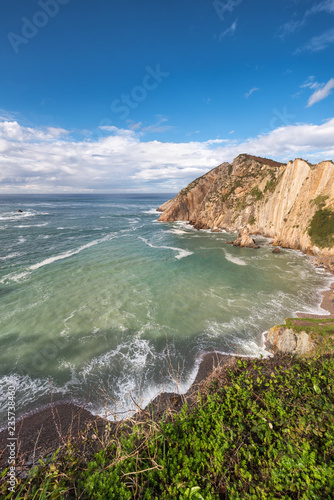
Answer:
[158,154,334,267]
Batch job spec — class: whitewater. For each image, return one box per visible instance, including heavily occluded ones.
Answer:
[0,193,332,423]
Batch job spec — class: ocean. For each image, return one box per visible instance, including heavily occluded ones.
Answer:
[0,193,332,423]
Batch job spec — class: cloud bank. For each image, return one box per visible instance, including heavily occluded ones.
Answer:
[0,117,334,193]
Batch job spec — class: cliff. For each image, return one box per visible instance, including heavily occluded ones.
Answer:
[158,154,334,268]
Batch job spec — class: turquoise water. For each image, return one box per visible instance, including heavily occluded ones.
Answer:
[0,194,332,422]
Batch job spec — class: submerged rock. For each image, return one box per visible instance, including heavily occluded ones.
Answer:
[265,326,315,355]
[233,227,259,249]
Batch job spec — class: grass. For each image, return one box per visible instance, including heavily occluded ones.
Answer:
[4,354,334,499]
[311,195,329,209]
[283,318,334,357]
[250,187,263,201]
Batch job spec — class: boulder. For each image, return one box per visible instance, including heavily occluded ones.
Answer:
[233,227,259,249]
[265,326,315,355]
[272,248,281,254]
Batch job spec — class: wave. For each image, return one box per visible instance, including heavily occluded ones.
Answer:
[0,210,48,221]
[16,223,49,228]
[142,208,160,215]
[223,250,248,266]
[138,236,193,260]
[0,271,31,283]
[168,228,188,235]
[0,252,22,261]
[0,374,65,429]
[30,235,113,271]
[1,234,115,283]
[82,338,200,421]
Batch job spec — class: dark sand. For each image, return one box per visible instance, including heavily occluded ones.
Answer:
[0,401,105,472]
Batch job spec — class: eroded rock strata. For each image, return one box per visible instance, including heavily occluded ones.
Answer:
[157,154,334,268]
[265,326,315,356]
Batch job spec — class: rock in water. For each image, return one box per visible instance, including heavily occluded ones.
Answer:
[18,209,23,213]
[233,227,259,249]
[272,247,281,254]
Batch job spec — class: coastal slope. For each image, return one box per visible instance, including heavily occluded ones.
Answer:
[158,154,334,268]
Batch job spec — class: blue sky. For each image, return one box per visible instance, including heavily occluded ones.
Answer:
[0,0,334,192]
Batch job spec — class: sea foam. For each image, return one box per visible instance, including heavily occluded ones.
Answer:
[138,236,193,260]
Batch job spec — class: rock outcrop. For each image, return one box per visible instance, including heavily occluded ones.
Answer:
[157,154,334,267]
[233,227,259,249]
[265,326,315,355]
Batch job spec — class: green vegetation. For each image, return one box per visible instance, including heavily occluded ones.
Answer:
[311,195,329,209]
[235,196,249,211]
[264,179,276,193]
[221,180,242,202]
[5,355,334,499]
[249,216,256,225]
[264,173,280,194]
[308,208,334,248]
[250,186,263,201]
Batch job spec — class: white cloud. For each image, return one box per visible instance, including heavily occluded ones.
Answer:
[306,0,334,15]
[300,75,318,89]
[307,78,334,106]
[279,1,334,50]
[140,116,174,134]
[219,20,237,39]
[215,0,243,20]
[279,1,334,37]
[297,27,334,52]
[244,87,260,98]
[0,121,69,142]
[277,19,305,38]
[0,117,334,192]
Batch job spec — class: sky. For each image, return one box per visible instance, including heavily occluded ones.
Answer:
[0,0,334,193]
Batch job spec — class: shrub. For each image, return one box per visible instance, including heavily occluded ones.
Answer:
[311,195,329,208]
[308,208,334,248]
[250,186,263,201]
[7,356,334,499]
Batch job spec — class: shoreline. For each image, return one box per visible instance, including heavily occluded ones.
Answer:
[1,250,334,471]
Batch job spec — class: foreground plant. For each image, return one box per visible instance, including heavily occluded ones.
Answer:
[3,354,334,499]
